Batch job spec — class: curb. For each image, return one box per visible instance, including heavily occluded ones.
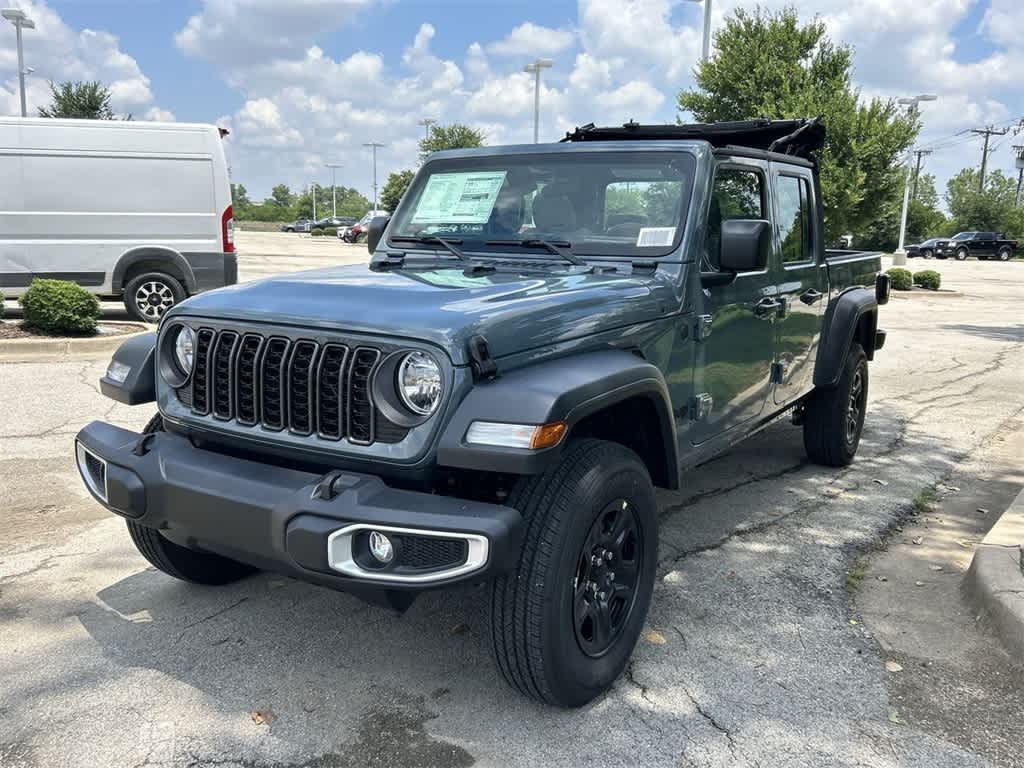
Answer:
[965,486,1024,660]
[0,326,151,363]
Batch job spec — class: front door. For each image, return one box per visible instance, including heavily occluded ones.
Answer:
[690,158,778,446]
[771,167,825,405]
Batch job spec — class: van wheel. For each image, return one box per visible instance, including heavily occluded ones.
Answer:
[490,439,657,707]
[803,342,868,467]
[124,272,185,323]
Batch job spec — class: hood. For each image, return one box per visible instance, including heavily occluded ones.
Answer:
[174,262,678,365]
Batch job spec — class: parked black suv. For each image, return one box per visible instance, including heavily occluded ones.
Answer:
[929,232,1018,261]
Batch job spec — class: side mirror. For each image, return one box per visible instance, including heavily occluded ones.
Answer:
[719,219,771,272]
[367,216,390,253]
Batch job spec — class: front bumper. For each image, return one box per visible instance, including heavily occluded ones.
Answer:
[74,421,522,591]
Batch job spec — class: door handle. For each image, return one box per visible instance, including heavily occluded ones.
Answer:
[753,297,782,318]
[800,289,823,305]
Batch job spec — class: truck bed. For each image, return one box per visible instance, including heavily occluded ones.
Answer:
[824,249,882,297]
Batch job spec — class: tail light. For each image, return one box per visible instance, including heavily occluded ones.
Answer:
[222,205,235,253]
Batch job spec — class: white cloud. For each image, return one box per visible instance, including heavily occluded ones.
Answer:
[143,106,176,122]
[487,22,575,57]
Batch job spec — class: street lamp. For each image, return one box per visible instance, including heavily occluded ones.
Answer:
[2,8,35,118]
[523,58,552,144]
[325,162,342,218]
[684,0,712,62]
[363,142,385,212]
[418,118,436,140]
[893,94,937,266]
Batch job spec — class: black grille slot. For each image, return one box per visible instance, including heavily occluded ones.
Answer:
[212,331,239,419]
[316,344,349,439]
[395,536,468,570]
[235,334,263,425]
[260,338,290,430]
[287,341,319,435]
[190,329,215,415]
[347,348,380,444]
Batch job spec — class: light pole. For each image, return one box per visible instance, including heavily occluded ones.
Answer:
[893,94,937,266]
[325,162,342,218]
[2,8,35,117]
[418,118,436,140]
[523,58,552,143]
[684,0,712,61]
[363,142,385,212]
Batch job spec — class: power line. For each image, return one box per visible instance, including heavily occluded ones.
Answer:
[970,126,1010,192]
[1014,145,1024,207]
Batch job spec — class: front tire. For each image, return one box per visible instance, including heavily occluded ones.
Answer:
[955,247,968,261]
[802,342,868,467]
[126,414,256,585]
[124,272,185,323]
[490,439,658,707]
[922,249,933,259]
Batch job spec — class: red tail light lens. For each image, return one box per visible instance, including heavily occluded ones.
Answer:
[222,205,235,253]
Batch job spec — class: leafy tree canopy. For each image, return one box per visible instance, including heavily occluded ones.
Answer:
[38,80,126,120]
[945,168,1019,233]
[419,123,486,162]
[380,169,416,213]
[677,7,917,241]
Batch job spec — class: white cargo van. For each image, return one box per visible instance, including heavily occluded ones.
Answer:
[0,117,236,321]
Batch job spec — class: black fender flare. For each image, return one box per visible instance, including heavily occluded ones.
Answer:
[99,332,157,405]
[814,287,878,388]
[437,349,679,488]
[111,247,196,294]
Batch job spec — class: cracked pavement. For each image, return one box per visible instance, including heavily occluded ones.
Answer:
[1,257,1023,767]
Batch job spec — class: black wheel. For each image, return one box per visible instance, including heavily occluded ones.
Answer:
[123,272,185,323]
[355,231,367,243]
[490,439,657,707]
[922,249,933,259]
[954,247,968,261]
[997,248,1012,262]
[802,342,868,467]
[125,413,256,585]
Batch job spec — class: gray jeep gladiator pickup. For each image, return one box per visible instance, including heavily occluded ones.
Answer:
[75,118,889,707]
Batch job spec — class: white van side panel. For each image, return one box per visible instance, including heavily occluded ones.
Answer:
[0,119,231,298]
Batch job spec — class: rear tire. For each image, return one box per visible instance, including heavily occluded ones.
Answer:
[124,271,185,323]
[126,413,256,585]
[490,439,657,708]
[802,342,868,467]
[997,248,1012,262]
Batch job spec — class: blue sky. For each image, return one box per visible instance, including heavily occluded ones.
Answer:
[2,0,1021,206]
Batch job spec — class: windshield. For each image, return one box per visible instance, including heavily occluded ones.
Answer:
[952,232,973,240]
[389,151,695,258]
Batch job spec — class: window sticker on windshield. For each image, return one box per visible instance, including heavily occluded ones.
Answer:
[636,227,676,247]
[410,171,508,224]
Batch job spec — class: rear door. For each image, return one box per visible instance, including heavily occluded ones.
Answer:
[690,157,779,445]
[976,232,996,256]
[771,165,825,405]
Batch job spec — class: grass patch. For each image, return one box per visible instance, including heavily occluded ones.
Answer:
[913,485,939,515]
[845,565,867,594]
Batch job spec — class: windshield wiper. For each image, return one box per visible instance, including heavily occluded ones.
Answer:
[389,235,470,262]
[484,238,585,266]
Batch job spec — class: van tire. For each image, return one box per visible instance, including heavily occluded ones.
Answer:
[124,272,185,323]
[803,342,868,467]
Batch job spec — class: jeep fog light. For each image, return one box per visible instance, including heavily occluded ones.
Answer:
[106,360,131,384]
[465,421,566,450]
[368,531,395,564]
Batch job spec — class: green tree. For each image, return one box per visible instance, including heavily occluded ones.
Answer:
[270,184,294,209]
[677,7,917,241]
[380,169,415,213]
[231,183,252,217]
[945,168,1017,233]
[852,173,947,251]
[419,123,486,162]
[37,80,125,120]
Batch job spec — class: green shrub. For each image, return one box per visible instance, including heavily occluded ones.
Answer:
[19,279,101,334]
[912,269,941,290]
[310,229,324,237]
[323,226,338,237]
[886,267,912,291]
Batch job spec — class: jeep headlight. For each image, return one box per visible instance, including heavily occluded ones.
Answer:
[397,351,442,416]
[174,325,195,375]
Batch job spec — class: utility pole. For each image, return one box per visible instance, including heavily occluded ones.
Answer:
[911,149,932,200]
[523,58,553,143]
[363,142,385,212]
[418,118,436,140]
[325,162,342,217]
[312,184,317,221]
[1014,145,1024,207]
[2,8,35,118]
[970,126,1009,193]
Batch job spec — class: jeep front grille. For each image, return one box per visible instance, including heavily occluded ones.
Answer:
[184,329,408,445]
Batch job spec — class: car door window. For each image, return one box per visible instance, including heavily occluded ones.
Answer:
[777,175,813,264]
[706,167,765,270]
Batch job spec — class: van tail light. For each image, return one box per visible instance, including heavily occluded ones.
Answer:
[222,205,235,253]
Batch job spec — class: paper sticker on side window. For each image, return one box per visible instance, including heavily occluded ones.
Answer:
[410,171,508,224]
[636,227,676,247]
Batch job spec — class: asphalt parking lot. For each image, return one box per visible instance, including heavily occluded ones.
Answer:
[2,252,1023,767]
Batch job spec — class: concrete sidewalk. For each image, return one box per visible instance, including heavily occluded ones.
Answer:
[966,487,1024,659]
